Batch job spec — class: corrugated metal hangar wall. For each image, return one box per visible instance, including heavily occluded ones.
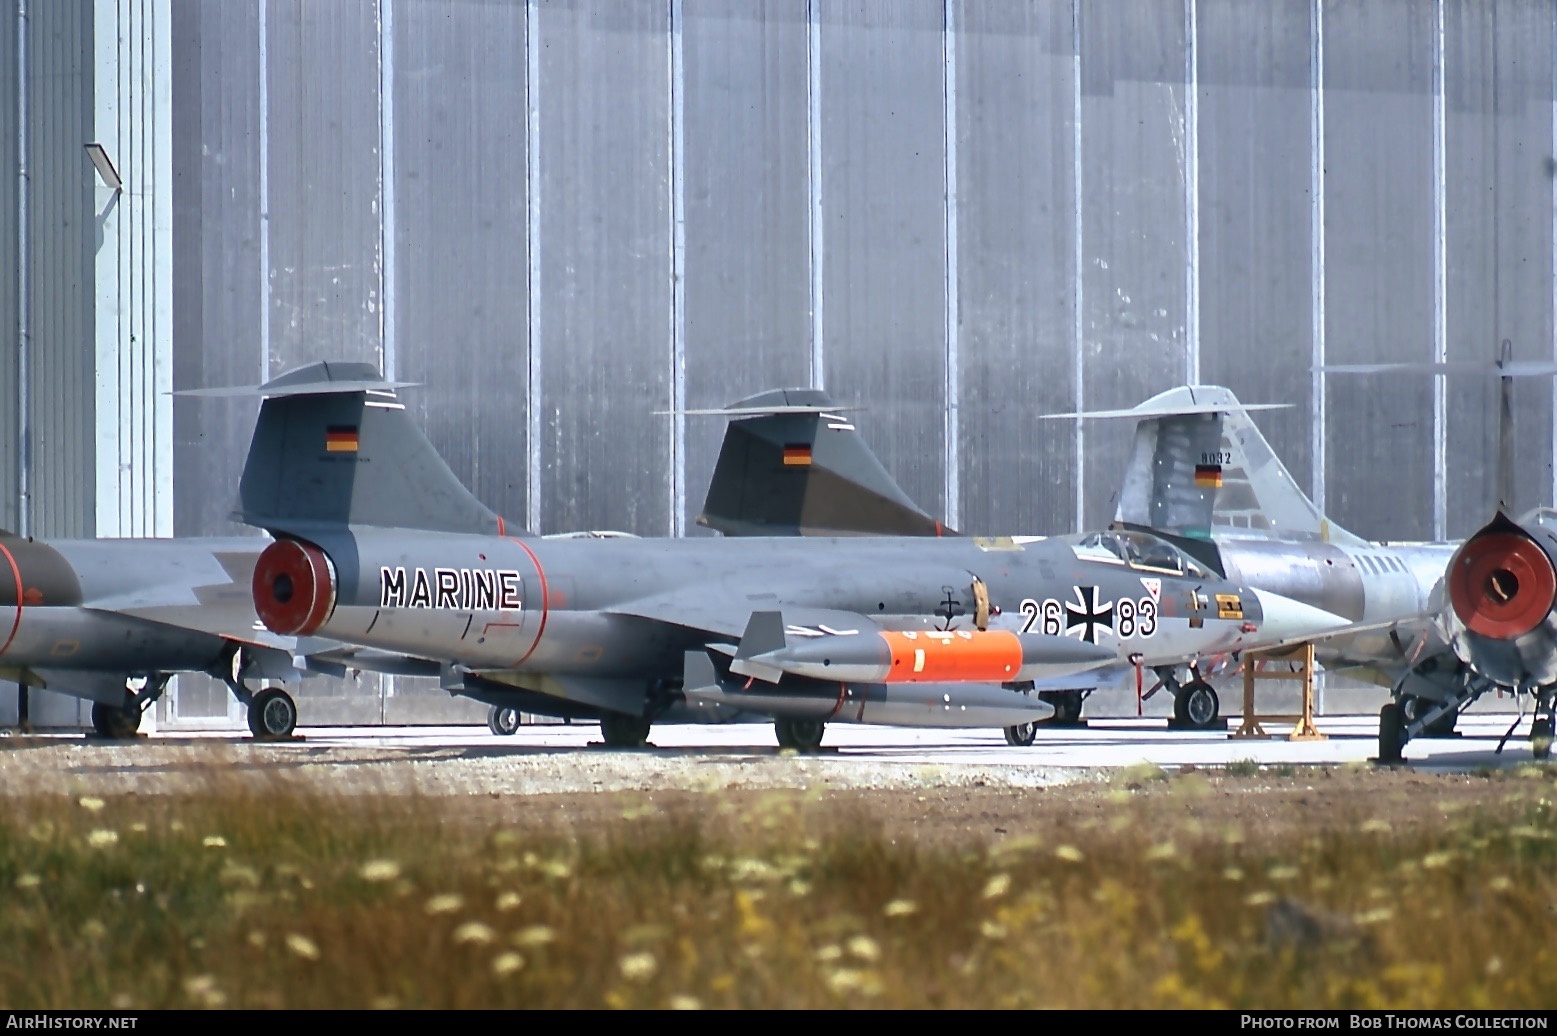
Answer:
[5,0,1557,727]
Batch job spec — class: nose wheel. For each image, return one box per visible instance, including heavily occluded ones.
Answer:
[1173,679,1221,730]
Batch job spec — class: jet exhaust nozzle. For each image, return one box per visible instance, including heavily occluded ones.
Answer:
[253,538,338,636]
[1448,518,1557,641]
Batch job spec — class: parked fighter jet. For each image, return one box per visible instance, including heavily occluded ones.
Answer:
[1076,380,1557,763]
[0,528,314,738]
[693,387,1311,731]
[229,362,1340,749]
[696,386,1452,735]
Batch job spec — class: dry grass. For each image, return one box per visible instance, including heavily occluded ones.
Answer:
[2,766,1555,1009]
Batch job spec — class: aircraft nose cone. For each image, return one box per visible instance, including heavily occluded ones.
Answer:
[1245,588,1350,649]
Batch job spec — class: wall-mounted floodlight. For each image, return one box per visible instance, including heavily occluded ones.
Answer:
[85,143,122,191]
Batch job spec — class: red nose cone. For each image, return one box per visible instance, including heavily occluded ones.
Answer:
[1449,531,1557,640]
[253,539,337,636]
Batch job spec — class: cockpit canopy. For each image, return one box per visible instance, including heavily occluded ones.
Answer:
[1073,529,1212,578]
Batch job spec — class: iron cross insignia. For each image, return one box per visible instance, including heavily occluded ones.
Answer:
[1065,585,1115,644]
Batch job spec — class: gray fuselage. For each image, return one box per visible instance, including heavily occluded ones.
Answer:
[287,527,1275,687]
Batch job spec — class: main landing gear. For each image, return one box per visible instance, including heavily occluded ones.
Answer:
[487,705,521,736]
[599,711,652,748]
[1376,657,1494,764]
[775,717,826,751]
[1038,688,1089,727]
[246,687,299,739]
[220,669,298,740]
[1375,661,1553,764]
[89,675,173,740]
[1003,722,1038,746]
[1532,708,1554,762]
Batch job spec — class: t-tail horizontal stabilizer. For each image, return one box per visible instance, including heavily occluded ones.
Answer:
[188,361,515,540]
[1044,386,1365,547]
[690,388,952,537]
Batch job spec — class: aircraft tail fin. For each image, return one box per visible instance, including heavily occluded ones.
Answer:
[691,388,952,537]
[1081,385,1368,546]
[190,361,511,539]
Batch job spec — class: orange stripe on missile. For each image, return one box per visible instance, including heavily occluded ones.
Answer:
[879,630,1024,683]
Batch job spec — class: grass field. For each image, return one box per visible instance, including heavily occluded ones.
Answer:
[2,764,1555,1009]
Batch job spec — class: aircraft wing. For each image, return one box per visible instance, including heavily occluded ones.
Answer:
[1285,611,1447,687]
[60,539,316,654]
[605,591,884,641]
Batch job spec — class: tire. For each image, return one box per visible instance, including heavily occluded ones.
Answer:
[1178,681,1220,729]
[1003,722,1038,747]
[91,701,141,740]
[1378,702,1405,764]
[775,717,825,751]
[247,687,298,739]
[1401,695,1457,737]
[487,706,521,736]
[1533,718,1553,761]
[1039,690,1085,726]
[600,712,651,747]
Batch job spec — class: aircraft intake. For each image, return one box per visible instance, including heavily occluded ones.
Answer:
[1448,516,1557,641]
[253,538,338,636]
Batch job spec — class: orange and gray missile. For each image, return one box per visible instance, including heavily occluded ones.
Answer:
[727,612,1114,684]
[682,650,1057,729]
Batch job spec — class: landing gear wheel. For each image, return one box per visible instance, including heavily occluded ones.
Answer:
[247,688,298,739]
[1401,695,1457,737]
[1532,718,1553,761]
[599,712,652,748]
[1174,680,1220,729]
[1003,722,1038,747]
[91,701,141,739]
[775,717,825,751]
[1377,702,1406,764]
[487,706,521,736]
[1039,689,1086,726]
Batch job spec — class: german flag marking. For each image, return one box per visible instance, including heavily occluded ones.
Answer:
[782,443,812,467]
[325,426,360,453]
[1194,464,1223,488]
